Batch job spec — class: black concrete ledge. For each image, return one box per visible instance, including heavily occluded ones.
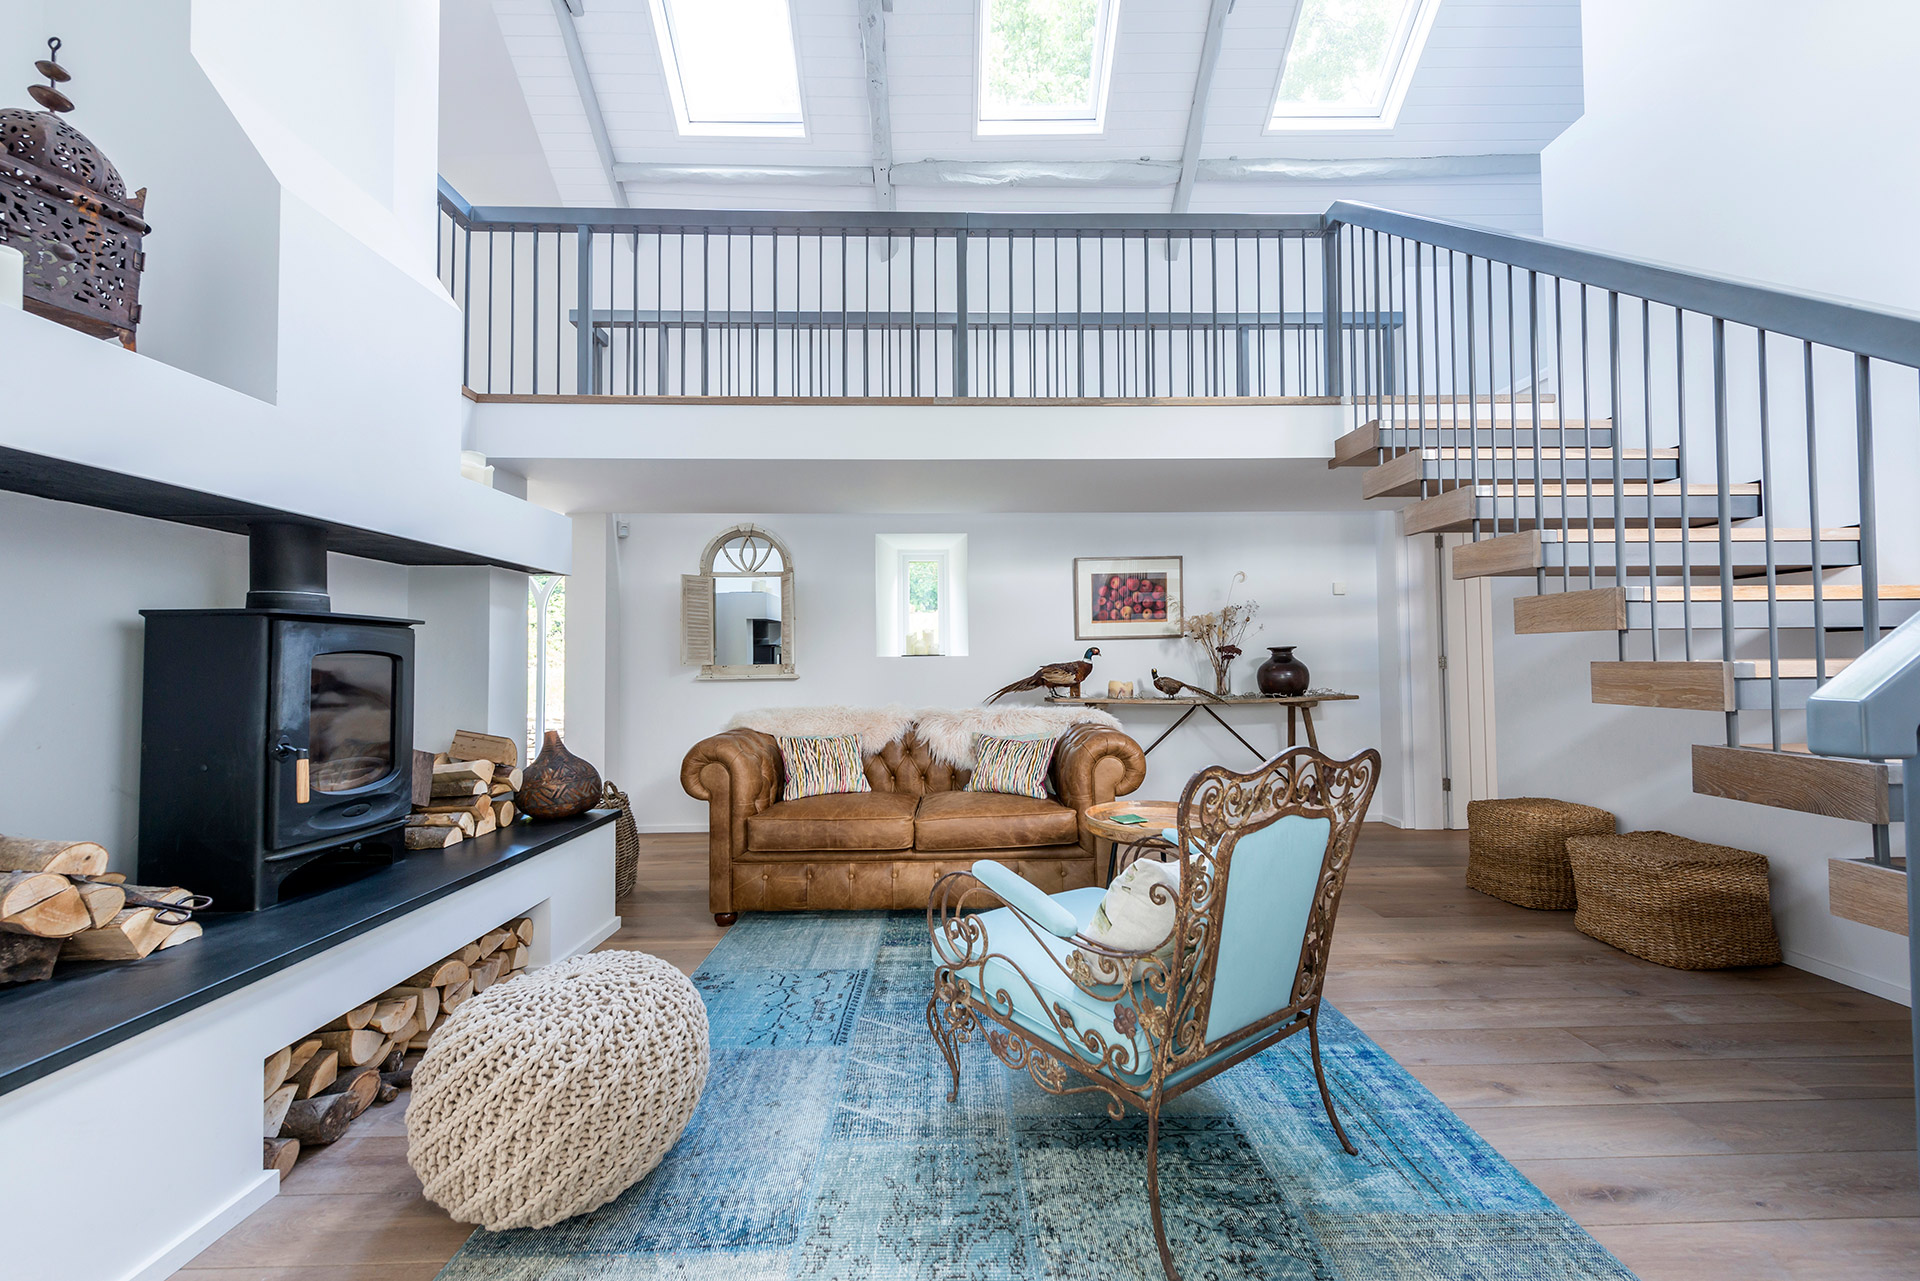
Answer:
[0,811,616,1097]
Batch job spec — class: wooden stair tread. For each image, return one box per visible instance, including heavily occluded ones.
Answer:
[1466,482,1760,497]
[1638,584,1920,601]
[1694,744,1893,825]
[1412,447,1675,460]
[1730,658,1856,679]
[1543,526,1858,544]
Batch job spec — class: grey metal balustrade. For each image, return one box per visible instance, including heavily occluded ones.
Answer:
[435,182,1347,400]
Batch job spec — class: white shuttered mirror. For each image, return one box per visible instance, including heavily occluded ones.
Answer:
[681,524,797,681]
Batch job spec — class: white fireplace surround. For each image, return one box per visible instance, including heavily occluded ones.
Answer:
[0,824,618,1281]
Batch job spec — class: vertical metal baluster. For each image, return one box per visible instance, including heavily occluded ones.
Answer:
[1856,354,1880,648]
[1506,264,1518,539]
[1529,268,1543,593]
[461,220,473,390]
[484,228,496,394]
[771,232,780,397]
[509,231,518,395]
[1677,311,1693,659]
[1644,300,1659,660]
[1712,317,1737,746]
[1580,284,1594,593]
[1757,331,1780,750]
[1414,240,1426,492]
[1465,254,1480,539]
[1608,290,1625,659]
[531,230,541,396]
[1802,342,1824,677]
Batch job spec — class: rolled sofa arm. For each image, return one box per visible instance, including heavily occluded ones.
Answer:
[1053,722,1148,854]
[680,728,783,915]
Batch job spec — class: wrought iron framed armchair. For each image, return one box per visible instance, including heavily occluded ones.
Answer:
[925,746,1381,1281]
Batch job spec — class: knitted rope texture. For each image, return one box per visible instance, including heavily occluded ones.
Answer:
[406,950,710,1230]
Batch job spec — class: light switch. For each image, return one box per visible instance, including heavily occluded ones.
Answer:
[1331,581,1346,596]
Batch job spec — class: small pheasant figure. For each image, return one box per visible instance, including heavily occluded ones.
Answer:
[986,647,1100,703]
[1151,669,1225,702]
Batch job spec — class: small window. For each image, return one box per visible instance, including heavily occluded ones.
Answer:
[902,551,949,656]
[1268,0,1439,131]
[876,534,969,657]
[647,0,805,137]
[976,0,1120,136]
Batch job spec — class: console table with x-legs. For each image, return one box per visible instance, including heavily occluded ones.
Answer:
[1047,692,1359,762]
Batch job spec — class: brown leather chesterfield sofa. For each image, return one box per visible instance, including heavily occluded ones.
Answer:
[681,721,1146,923]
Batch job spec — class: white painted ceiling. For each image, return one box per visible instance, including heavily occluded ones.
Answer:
[456,0,1584,217]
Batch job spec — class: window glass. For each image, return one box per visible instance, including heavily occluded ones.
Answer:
[309,652,394,793]
[905,557,943,656]
[652,0,804,135]
[1271,0,1430,123]
[979,0,1118,132]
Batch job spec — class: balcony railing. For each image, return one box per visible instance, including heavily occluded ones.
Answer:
[436,183,1349,400]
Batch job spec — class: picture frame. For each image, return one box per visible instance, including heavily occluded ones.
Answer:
[1073,556,1183,640]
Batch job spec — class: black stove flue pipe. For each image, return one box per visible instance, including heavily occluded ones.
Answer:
[245,520,331,612]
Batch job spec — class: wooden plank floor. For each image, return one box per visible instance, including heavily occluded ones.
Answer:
[178,827,1918,1280]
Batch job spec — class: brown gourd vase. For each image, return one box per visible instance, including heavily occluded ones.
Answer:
[1256,646,1310,696]
[518,730,603,820]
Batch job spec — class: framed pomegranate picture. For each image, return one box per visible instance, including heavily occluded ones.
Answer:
[1073,556,1183,640]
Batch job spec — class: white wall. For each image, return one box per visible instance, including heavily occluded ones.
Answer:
[610,511,1396,831]
[0,491,412,874]
[1506,0,1920,1002]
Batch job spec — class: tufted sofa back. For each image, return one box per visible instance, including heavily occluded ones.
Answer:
[862,729,972,795]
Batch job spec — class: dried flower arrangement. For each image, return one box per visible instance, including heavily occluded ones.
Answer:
[1181,572,1261,695]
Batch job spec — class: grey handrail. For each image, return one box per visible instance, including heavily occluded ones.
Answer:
[1326,201,1920,366]
[1806,613,1920,1174]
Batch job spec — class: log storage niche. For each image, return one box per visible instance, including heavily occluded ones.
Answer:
[260,914,534,1174]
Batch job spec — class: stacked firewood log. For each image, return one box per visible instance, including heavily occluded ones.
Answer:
[405,729,524,850]
[262,913,534,1174]
[0,837,204,984]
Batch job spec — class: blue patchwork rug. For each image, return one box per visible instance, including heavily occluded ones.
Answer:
[438,912,1636,1280]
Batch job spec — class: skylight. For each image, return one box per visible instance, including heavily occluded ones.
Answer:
[977,0,1120,135]
[1268,0,1439,130]
[647,0,805,137]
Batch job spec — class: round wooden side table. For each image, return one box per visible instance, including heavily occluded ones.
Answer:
[1081,800,1181,885]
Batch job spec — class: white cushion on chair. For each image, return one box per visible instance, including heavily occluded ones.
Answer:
[1084,857,1181,954]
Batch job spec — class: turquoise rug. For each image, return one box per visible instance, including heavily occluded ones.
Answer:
[439,912,1636,1280]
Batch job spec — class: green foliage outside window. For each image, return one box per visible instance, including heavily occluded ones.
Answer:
[1275,0,1407,111]
[907,559,941,613]
[985,0,1098,112]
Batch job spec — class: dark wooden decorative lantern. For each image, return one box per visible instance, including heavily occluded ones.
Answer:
[0,38,149,346]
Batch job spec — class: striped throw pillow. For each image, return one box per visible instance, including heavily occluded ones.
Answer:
[777,734,872,801]
[965,733,1059,800]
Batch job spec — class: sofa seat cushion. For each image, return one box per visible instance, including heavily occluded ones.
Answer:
[914,790,1081,852]
[746,791,919,852]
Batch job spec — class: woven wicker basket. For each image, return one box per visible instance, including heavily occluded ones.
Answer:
[1465,797,1616,909]
[1566,830,1782,970]
[602,781,640,899]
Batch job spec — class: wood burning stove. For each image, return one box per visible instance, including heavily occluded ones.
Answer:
[138,524,418,909]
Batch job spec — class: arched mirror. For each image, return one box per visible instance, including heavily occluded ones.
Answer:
[681,524,796,681]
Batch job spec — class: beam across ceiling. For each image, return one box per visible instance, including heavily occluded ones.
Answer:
[858,0,896,210]
[548,0,627,207]
[1173,0,1234,215]
[612,153,1540,189]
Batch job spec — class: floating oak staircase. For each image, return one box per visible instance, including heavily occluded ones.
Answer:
[1322,202,1919,947]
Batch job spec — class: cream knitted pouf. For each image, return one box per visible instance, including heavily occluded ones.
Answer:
[406,950,710,1230]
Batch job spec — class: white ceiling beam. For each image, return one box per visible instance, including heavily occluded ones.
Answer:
[610,154,1540,190]
[548,0,627,208]
[858,0,895,211]
[613,163,876,186]
[1172,0,1234,216]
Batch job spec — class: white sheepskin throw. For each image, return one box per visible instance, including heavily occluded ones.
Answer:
[727,705,918,756]
[911,706,1122,769]
[728,704,1122,769]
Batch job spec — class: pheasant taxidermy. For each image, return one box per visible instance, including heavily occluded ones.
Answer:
[1151,668,1225,702]
[986,647,1100,703]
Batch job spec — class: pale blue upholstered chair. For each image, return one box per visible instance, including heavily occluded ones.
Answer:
[926,746,1381,1281]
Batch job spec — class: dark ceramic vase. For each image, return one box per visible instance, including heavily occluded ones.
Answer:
[1256,646,1310,696]
[519,730,603,820]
